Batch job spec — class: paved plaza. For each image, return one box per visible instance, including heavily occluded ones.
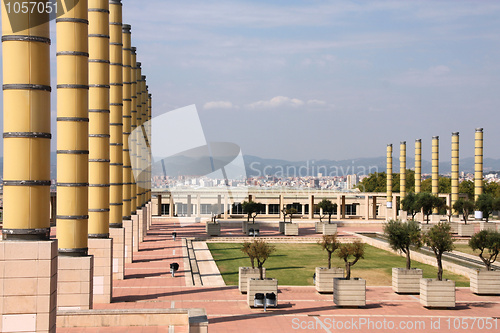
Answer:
[58,218,500,333]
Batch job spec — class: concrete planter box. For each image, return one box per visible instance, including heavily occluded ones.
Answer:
[284,223,299,236]
[315,267,344,293]
[458,224,475,237]
[206,223,220,236]
[242,222,259,234]
[242,221,248,232]
[470,270,500,295]
[420,278,456,308]
[333,278,366,307]
[315,222,325,233]
[449,222,458,234]
[392,268,423,294]
[322,223,337,235]
[239,267,265,294]
[247,278,278,307]
[480,222,497,232]
[279,221,285,234]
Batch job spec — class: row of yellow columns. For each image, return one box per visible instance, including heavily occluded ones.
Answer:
[1,0,152,251]
[386,130,485,217]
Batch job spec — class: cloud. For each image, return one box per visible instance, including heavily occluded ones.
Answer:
[246,96,305,109]
[307,99,327,107]
[203,101,234,110]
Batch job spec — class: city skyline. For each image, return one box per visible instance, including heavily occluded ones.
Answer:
[1,0,500,161]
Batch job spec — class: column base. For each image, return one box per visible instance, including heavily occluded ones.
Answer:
[109,227,125,280]
[57,255,93,310]
[0,240,58,333]
[123,219,134,263]
[88,238,113,304]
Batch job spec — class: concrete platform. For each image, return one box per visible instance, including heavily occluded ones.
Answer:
[57,217,500,333]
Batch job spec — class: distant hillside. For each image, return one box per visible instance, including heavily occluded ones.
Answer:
[1,154,500,178]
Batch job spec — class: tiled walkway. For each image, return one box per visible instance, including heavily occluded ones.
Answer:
[59,218,500,333]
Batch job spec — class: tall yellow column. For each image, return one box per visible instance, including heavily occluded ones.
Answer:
[432,136,439,214]
[88,0,110,238]
[148,91,152,203]
[109,0,123,228]
[121,24,132,221]
[399,141,406,209]
[2,3,58,327]
[386,144,393,211]
[134,64,143,210]
[451,132,459,215]
[415,139,422,194]
[56,0,89,255]
[56,0,94,311]
[2,0,51,240]
[130,47,138,215]
[475,128,484,219]
[140,75,147,207]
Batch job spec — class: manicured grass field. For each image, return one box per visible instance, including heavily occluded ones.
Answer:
[207,243,470,287]
[453,243,479,256]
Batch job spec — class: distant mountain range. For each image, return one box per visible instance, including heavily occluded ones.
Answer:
[1,153,499,179]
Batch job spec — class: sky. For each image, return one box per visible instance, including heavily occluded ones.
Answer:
[1,0,500,162]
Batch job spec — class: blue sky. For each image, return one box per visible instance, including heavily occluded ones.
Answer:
[1,0,500,162]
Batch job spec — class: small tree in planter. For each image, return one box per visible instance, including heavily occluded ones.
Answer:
[420,222,456,308]
[284,207,297,223]
[469,230,500,294]
[384,219,422,269]
[415,193,445,223]
[424,222,454,281]
[239,241,258,293]
[319,234,340,269]
[384,220,423,293]
[244,240,278,306]
[317,199,337,223]
[247,240,275,280]
[337,241,365,280]
[334,240,366,307]
[469,230,500,271]
[315,234,343,293]
[453,198,475,224]
[242,201,265,223]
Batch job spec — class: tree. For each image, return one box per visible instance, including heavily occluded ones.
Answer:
[424,222,454,281]
[476,193,495,222]
[415,192,444,223]
[242,240,276,279]
[336,241,365,280]
[210,203,220,223]
[469,230,500,271]
[420,177,452,194]
[282,207,297,223]
[318,234,340,269]
[401,192,419,220]
[383,220,422,269]
[452,198,475,224]
[242,201,265,223]
[317,199,337,223]
[356,172,386,192]
[240,241,255,268]
[459,180,474,200]
[484,181,500,199]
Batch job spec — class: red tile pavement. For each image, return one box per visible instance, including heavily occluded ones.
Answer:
[57,218,500,333]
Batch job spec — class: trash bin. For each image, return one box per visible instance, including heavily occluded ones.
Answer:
[254,229,259,237]
[172,232,177,240]
[265,293,277,308]
[170,262,179,277]
[254,293,264,307]
[248,228,254,236]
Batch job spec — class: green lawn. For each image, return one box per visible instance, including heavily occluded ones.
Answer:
[207,243,470,287]
[453,243,479,256]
